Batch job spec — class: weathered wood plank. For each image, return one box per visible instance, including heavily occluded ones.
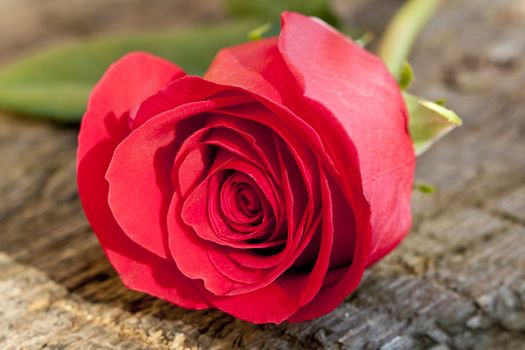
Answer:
[1,0,525,349]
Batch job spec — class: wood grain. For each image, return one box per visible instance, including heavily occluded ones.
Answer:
[1,0,525,349]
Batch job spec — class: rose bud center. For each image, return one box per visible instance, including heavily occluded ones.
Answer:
[220,172,267,229]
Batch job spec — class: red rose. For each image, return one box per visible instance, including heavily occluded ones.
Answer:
[77,12,415,324]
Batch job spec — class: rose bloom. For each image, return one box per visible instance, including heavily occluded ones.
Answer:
[77,12,415,324]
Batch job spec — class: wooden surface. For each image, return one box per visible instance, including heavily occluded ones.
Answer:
[1,0,525,349]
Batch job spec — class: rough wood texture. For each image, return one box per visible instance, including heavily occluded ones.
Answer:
[1,0,525,349]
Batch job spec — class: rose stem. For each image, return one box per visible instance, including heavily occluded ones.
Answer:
[377,0,439,81]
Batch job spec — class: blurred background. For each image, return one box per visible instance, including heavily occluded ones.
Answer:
[1,0,524,349]
[0,0,406,65]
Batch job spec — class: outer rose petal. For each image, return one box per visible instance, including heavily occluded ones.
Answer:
[278,12,415,264]
[77,52,208,308]
[281,12,415,321]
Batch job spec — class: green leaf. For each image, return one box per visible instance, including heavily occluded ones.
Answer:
[398,61,414,90]
[404,92,462,156]
[0,21,256,122]
[226,0,341,28]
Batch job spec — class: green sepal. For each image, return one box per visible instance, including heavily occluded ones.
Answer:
[404,92,462,156]
[398,61,414,90]
[248,22,274,41]
[414,182,436,194]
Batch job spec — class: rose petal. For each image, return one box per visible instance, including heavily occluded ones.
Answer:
[180,150,282,249]
[204,127,262,171]
[168,192,256,296]
[205,38,285,104]
[133,76,252,128]
[207,248,272,284]
[106,98,245,259]
[172,130,214,199]
[207,116,282,182]
[77,52,208,308]
[136,76,332,181]
[212,172,275,241]
[278,12,415,265]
